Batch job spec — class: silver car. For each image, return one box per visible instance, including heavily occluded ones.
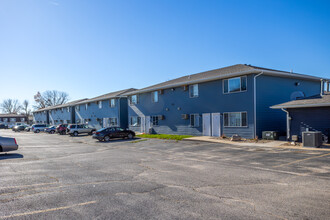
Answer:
[67,124,96,136]
[0,136,18,152]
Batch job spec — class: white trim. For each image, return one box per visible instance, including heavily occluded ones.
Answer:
[223,112,248,128]
[223,75,247,94]
[189,84,199,98]
[271,102,330,109]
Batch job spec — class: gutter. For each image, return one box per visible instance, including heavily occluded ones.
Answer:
[254,71,264,138]
[281,108,291,140]
[271,102,330,109]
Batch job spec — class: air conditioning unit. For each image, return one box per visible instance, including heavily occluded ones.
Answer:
[262,131,279,140]
[181,114,189,120]
[158,115,165,120]
[302,131,322,147]
[183,85,188,91]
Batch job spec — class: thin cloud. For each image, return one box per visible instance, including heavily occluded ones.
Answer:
[49,1,59,6]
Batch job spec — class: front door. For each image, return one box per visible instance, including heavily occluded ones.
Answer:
[141,117,145,133]
[211,113,221,137]
[145,116,151,133]
[202,113,211,136]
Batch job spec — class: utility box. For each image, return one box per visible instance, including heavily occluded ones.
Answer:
[262,131,279,140]
[302,131,322,147]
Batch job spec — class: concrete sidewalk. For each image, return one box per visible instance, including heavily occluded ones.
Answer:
[184,136,330,151]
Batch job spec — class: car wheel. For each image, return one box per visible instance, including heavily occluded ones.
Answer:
[36,129,40,133]
[127,133,134,139]
[50,130,55,134]
[104,135,110,142]
[73,131,78,136]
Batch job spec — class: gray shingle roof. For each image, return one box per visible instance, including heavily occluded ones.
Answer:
[271,93,330,109]
[123,64,324,95]
[33,98,88,113]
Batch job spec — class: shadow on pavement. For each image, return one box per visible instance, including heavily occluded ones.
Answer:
[95,137,141,143]
[0,153,24,160]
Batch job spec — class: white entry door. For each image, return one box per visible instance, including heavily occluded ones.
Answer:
[211,113,221,137]
[145,116,151,133]
[202,113,211,136]
[103,118,109,128]
[141,117,145,133]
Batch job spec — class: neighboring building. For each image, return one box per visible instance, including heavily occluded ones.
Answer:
[271,80,330,142]
[33,99,88,125]
[125,64,323,138]
[0,114,28,126]
[73,88,136,130]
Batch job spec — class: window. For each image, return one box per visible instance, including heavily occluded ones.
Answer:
[152,91,158,103]
[223,76,247,94]
[67,120,71,124]
[151,116,159,126]
[130,95,138,105]
[110,99,116,107]
[98,101,102,109]
[76,105,80,111]
[84,119,89,124]
[85,104,88,110]
[67,107,70,112]
[10,118,16,122]
[109,118,118,126]
[189,84,199,98]
[190,114,200,127]
[224,112,247,127]
[130,116,141,126]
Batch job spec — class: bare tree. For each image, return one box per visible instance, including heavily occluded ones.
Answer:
[34,90,69,109]
[22,100,31,116]
[1,99,22,114]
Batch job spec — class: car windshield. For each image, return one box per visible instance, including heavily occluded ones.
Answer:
[97,128,106,132]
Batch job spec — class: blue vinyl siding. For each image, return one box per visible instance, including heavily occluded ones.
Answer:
[256,75,320,137]
[129,75,255,138]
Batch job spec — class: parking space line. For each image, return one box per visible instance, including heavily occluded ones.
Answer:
[273,152,330,168]
[0,201,97,219]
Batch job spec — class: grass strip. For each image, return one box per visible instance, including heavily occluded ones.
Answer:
[136,134,193,141]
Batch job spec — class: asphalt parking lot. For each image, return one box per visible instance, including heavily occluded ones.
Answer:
[0,130,329,219]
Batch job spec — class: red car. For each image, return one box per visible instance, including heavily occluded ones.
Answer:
[56,124,68,135]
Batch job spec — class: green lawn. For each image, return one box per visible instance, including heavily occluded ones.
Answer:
[136,134,193,141]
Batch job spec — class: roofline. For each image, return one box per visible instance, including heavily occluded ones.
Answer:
[271,103,330,109]
[124,69,324,95]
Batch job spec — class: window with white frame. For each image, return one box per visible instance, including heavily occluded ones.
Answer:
[76,105,80,111]
[10,118,16,122]
[151,116,159,126]
[110,99,116,107]
[130,95,138,105]
[67,107,70,112]
[130,116,141,126]
[151,91,158,103]
[4,118,8,122]
[223,112,247,127]
[85,104,88,110]
[223,76,247,94]
[189,84,199,98]
[190,114,200,127]
[98,101,102,109]
[109,118,118,126]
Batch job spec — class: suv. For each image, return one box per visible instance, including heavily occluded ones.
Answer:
[56,124,68,135]
[32,124,48,133]
[67,124,96,136]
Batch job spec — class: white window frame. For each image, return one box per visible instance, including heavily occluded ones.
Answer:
[151,115,159,126]
[130,116,141,127]
[98,101,102,109]
[223,76,247,94]
[76,105,80,111]
[223,112,248,127]
[189,84,199,98]
[85,104,88,110]
[67,107,70,112]
[151,91,159,103]
[109,117,118,126]
[130,95,138,105]
[190,114,200,127]
[110,99,116,108]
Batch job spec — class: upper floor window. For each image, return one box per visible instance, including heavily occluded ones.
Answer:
[130,95,138,105]
[76,105,80,111]
[189,84,199,98]
[110,99,116,107]
[67,107,70,112]
[98,101,102,109]
[85,104,88,110]
[223,76,247,94]
[152,91,158,103]
[224,112,247,127]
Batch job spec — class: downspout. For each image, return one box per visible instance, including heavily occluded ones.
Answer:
[281,108,291,140]
[118,97,121,128]
[320,79,324,97]
[254,71,264,138]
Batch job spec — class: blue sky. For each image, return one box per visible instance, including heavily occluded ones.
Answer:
[0,0,329,108]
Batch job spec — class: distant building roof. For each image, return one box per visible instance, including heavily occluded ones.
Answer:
[33,98,88,113]
[123,64,325,95]
[271,93,330,109]
[0,114,27,118]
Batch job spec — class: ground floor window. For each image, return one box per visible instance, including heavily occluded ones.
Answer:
[130,116,141,126]
[151,116,159,126]
[109,118,118,126]
[190,114,200,127]
[224,112,247,127]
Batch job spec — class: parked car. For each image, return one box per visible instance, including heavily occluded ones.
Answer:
[92,127,135,142]
[31,124,48,133]
[0,124,8,129]
[56,124,68,135]
[45,126,56,134]
[25,126,31,132]
[67,124,96,136]
[0,136,18,152]
[12,125,28,132]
